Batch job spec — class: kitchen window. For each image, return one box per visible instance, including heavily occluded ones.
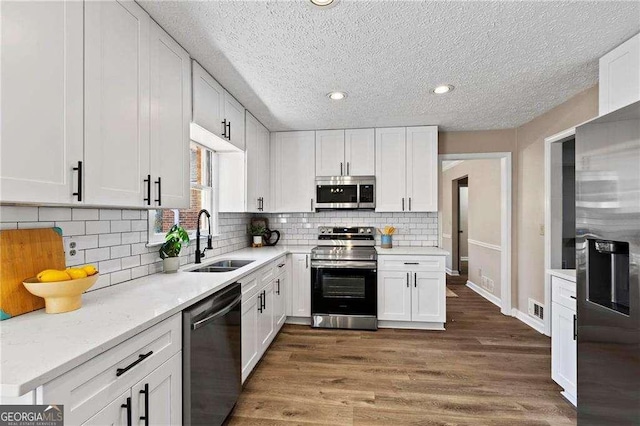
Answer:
[148,143,217,244]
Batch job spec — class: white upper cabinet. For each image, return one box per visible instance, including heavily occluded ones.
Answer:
[84,0,150,206]
[0,1,84,204]
[375,127,407,212]
[272,131,316,212]
[345,128,375,176]
[192,61,225,140]
[315,130,346,176]
[376,126,438,212]
[245,113,270,212]
[224,92,246,151]
[599,34,640,115]
[315,128,375,177]
[406,126,438,212]
[149,21,191,209]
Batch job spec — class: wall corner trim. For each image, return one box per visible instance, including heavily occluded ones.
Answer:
[445,268,460,276]
[466,280,501,308]
[511,308,546,334]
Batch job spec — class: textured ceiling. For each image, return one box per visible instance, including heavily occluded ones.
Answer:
[140,1,640,131]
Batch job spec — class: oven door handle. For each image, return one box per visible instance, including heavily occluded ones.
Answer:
[311,260,377,270]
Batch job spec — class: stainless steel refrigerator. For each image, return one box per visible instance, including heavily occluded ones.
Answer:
[576,100,640,424]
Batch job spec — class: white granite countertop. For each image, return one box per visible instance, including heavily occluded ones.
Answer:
[548,269,577,282]
[376,247,449,256]
[0,245,309,397]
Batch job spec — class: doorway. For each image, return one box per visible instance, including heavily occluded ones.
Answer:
[457,177,469,277]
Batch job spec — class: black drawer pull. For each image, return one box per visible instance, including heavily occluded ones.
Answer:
[404,262,419,265]
[278,263,286,268]
[570,295,576,300]
[116,351,153,377]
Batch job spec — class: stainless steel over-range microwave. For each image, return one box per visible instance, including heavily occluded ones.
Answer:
[315,176,375,210]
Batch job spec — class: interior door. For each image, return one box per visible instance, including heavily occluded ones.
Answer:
[192,61,225,139]
[0,0,84,204]
[344,128,375,176]
[315,130,345,176]
[132,352,182,426]
[411,271,446,322]
[377,271,411,321]
[406,126,438,212]
[375,127,406,212]
[149,21,190,209]
[84,0,150,206]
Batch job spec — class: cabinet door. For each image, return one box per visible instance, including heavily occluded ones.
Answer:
[599,34,640,115]
[377,271,412,321]
[0,1,83,204]
[406,126,438,212]
[274,275,287,330]
[82,390,131,426]
[272,132,315,212]
[411,271,446,323]
[223,91,245,151]
[315,130,345,176]
[84,0,150,206]
[257,123,271,212]
[258,283,275,351]
[290,254,311,317]
[241,292,259,383]
[218,152,246,212]
[345,128,375,176]
[245,113,260,212]
[132,352,182,426]
[375,128,406,212]
[551,302,577,398]
[149,21,190,209]
[192,61,225,139]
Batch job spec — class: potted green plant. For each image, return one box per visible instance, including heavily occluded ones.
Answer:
[249,223,266,247]
[159,225,190,273]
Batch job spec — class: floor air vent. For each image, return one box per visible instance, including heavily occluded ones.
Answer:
[528,299,544,320]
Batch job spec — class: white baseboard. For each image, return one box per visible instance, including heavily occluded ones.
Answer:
[446,268,460,276]
[285,316,311,325]
[511,308,545,334]
[378,320,445,331]
[460,257,469,262]
[466,280,501,308]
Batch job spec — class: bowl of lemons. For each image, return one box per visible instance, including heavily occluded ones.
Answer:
[23,265,99,314]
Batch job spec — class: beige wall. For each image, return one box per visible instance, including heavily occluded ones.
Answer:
[440,159,502,299]
[439,85,599,315]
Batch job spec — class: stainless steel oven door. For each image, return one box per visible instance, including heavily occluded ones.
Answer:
[311,260,377,317]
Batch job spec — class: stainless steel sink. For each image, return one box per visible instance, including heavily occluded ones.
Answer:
[189,259,254,273]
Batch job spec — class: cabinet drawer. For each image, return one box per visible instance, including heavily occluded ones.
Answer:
[273,255,288,278]
[552,276,576,310]
[259,263,276,287]
[378,255,444,272]
[43,314,181,425]
[240,272,260,299]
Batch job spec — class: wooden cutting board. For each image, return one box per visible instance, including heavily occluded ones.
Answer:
[0,227,66,320]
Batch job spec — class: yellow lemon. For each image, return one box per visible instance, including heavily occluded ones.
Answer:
[38,270,71,283]
[36,269,61,281]
[81,265,98,276]
[67,268,88,279]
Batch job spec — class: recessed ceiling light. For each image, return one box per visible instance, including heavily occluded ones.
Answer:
[327,91,347,100]
[310,0,336,7]
[433,85,454,94]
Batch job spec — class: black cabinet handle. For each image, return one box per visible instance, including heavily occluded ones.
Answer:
[276,279,280,295]
[278,263,286,268]
[154,177,161,206]
[73,161,83,201]
[222,119,227,138]
[347,162,350,175]
[570,295,576,300]
[227,121,231,140]
[340,162,343,176]
[121,397,132,426]
[116,351,153,377]
[143,174,151,205]
[406,272,409,288]
[414,272,417,288]
[139,383,149,425]
[262,290,266,310]
[404,262,419,265]
[258,293,263,313]
[409,197,412,211]
[306,255,309,268]
[402,198,405,211]
[573,314,577,340]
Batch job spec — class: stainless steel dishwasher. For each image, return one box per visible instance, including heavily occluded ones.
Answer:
[183,282,241,425]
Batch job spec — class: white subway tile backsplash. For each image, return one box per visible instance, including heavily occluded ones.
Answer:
[110,269,131,285]
[86,221,110,234]
[99,259,121,274]
[110,245,131,259]
[99,233,121,247]
[18,222,55,229]
[140,252,160,265]
[99,209,121,220]
[0,223,18,230]
[122,210,141,220]
[131,242,148,255]
[38,207,72,221]
[0,206,39,222]
[72,208,99,221]
[86,247,110,263]
[131,265,149,279]
[56,221,86,236]
[111,220,131,233]
[131,220,146,232]
[122,255,141,269]
[121,232,140,244]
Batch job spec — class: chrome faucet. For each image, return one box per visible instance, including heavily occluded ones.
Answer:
[195,209,213,264]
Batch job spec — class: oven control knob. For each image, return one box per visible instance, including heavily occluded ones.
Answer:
[367,228,372,233]
[359,228,364,233]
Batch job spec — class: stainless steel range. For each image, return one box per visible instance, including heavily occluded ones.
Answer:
[311,226,378,330]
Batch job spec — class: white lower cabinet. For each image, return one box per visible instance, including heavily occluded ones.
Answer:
[240,257,290,383]
[289,254,311,317]
[43,314,182,425]
[551,276,577,405]
[377,256,446,328]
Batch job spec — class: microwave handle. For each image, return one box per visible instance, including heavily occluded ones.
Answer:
[340,162,343,176]
[347,162,350,175]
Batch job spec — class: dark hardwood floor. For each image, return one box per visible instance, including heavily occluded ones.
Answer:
[228,283,576,425]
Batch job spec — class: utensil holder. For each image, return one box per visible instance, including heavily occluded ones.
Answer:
[381,234,393,248]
